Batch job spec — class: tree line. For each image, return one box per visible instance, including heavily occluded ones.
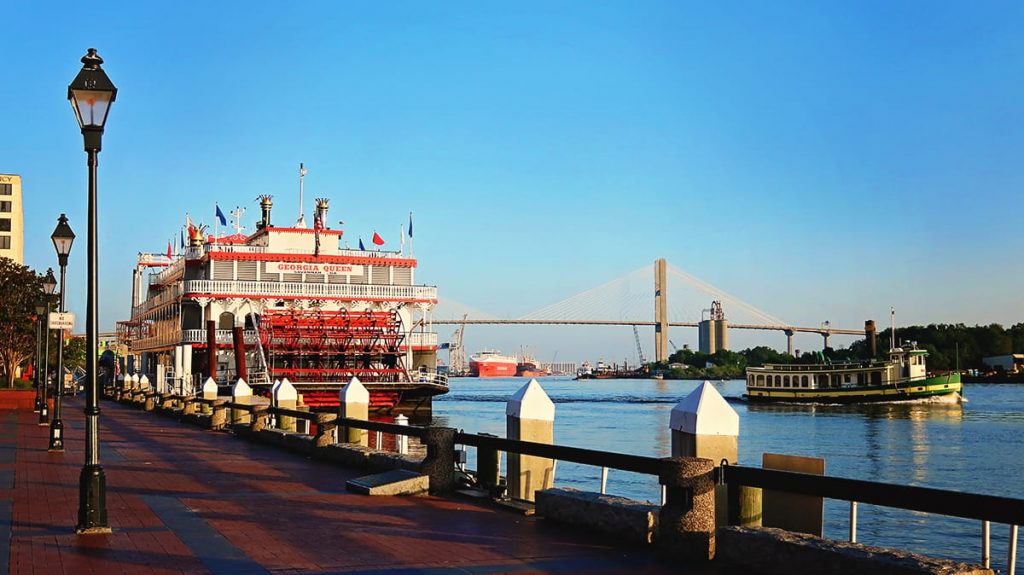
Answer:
[658,323,1023,379]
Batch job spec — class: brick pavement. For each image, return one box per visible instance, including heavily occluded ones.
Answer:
[3,399,722,574]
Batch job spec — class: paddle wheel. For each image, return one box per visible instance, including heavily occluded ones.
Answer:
[259,308,409,407]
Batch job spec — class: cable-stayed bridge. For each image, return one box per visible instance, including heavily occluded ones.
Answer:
[434,259,867,362]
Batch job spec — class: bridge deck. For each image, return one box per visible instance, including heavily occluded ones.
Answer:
[2,398,705,575]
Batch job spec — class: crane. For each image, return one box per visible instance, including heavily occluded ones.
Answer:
[448,314,468,376]
[633,325,647,365]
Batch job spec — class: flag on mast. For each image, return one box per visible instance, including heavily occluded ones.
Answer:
[358,238,366,251]
[166,241,172,259]
[372,231,385,246]
[400,224,406,254]
[216,205,227,226]
[408,212,414,256]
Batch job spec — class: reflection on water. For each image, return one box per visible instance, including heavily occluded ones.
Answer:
[433,377,1024,567]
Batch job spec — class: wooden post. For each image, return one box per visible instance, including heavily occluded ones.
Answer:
[506,379,555,502]
[274,378,298,432]
[338,377,369,446]
[232,378,252,426]
[206,319,217,381]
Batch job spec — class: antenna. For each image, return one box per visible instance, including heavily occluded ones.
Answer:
[230,206,246,235]
[890,306,896,351]
[297,163,308,227]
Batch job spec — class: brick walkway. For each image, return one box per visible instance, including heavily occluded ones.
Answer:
[3,399,720,574]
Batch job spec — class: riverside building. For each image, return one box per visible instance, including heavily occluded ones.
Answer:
[0,174,24,264]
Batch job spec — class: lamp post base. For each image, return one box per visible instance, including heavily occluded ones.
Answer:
[48,419,64,452]
[37,405,48,426]
[75,464,109,534]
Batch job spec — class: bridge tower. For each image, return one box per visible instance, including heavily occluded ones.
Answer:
[654,258,669,363]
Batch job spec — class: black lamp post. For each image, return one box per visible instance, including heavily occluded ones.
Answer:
[69,48,116,534]
[38,269,57,426]
[33,304,45,413]
[49,214,75,452]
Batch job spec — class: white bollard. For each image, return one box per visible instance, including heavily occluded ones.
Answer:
[507,379,555,502]
[339,377,369,446]
[232,378,252,425]
[274,378,298,432]
[202,377,218,400]
[138,374,150,391]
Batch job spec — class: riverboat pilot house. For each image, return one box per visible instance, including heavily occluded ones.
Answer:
[118,196,447,411]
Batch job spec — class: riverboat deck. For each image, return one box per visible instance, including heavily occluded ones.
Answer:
[3,399,698,574]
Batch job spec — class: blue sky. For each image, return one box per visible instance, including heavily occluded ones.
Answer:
[4,1,1022,362]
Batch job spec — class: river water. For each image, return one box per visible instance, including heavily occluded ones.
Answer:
[430,377,1023,569]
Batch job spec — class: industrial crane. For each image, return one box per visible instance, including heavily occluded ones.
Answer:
[633,325,647,365]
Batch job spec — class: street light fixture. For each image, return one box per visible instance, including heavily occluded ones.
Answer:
[69,47,116,534]
[49,214,75,452]
[33,303,45,413]
[38,269,57,426]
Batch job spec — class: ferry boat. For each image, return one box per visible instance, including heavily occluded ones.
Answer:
[117,193,447,413]
[745,345,962,404]
[468,350,517,377]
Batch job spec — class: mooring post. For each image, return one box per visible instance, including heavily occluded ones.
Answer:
[658,456,717,561]
[274,378,298,432]
[231,378,252,426]
[313,412,337,448]
[506,379,555,502]
[201,377,217,415]
[420,426,456,494]
[338,377,369,446]
[670,381,760,527]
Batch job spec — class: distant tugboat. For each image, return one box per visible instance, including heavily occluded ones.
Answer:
[745,345,961,404]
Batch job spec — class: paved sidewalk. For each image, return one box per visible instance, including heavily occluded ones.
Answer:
[3,399,717,574]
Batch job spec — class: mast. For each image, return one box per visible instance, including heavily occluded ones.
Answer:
[890,306,896,350]
[297,162,307,227]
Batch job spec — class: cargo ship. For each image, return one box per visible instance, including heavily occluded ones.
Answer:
[117,188,447,413]
[745,345,961,404]
[469,350,517,377]
[516,347,548,377]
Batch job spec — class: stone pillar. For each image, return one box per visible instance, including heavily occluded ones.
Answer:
[670,381,760,528]
[274,378,298,432]
[232,378,252,425]
[659,457,717,561]
[338,377,368,446]
[420,426,456,494]
[506,379,555,502]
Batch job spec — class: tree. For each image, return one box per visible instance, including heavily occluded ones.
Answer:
[0,259,46,388]
[63,336,87,371]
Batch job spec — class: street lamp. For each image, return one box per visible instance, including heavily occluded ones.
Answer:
[49,214,75,452]
[33,304,45,413]
[38,269,57,426]
[69,47,116,534]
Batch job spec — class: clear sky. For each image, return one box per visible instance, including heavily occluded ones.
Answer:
[4,1,1022,363]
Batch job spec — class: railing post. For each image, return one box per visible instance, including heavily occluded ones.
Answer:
[202,377,217,415]
[600,466,609,495]
[339,377,368,446]
[849,501,857,543]
[313,413,337,448]
[209,399,227,430]
[274,379,297,432]
[250,404,269,433]
[658,456,716,561]
[420,426,456,494]
[1009,524,1018,575]
[983,520,991,569]
[231,378,252,426]
[395,414,409,455]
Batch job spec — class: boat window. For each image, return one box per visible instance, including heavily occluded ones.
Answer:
[857,373,865,385]
[844,374,851,384]
[801,375,809,388]
[783,375,790,387]
[872,371,882,385]
[756,374,764,386]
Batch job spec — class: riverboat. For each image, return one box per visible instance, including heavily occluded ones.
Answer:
[117,192,447,413]
[745,345,961,404]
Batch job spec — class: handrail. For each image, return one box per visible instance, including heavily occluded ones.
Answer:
[455,431,662,475]
[722,464,1024,527]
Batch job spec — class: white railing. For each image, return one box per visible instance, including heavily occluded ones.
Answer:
[132,284,182,318]
[189,244,405,259]
[149,258,184,285]
[130,331,181,351]
[405,332,438,347]
[410,369,449,387]
[181,329,260,345]
[182,280,437,301]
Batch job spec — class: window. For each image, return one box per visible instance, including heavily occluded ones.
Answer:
[801,375,809,388]
[0,219,10,232]
[0,184,10,196]
[0,236,9,249]
[783,375,790,387]
[0,202,11,213]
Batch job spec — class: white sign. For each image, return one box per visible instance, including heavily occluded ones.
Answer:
[268,262,363,276]
[49,312,75,330]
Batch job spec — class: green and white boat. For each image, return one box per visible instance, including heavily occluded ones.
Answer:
[745,345,962,404]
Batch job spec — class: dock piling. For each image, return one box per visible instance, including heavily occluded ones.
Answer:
[506,379,555,501]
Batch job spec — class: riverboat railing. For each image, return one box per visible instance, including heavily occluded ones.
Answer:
[132,283,183,319]
[149,257,184,286]
[106,383,1020,573]
[182,280,438,302]
[185,243,409,259]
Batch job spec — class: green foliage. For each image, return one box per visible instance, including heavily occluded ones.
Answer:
[62,336,87,370]
[0,259,48,388]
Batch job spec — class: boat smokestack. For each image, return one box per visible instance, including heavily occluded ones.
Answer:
[257,195,273,230]
[314,198,329,229]
[865,320,877,358]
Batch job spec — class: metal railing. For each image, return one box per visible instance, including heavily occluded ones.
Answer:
[180,329,260,346]
[149,258,184,285]
[722,464,1020,573]
[182,280,437,301]
[131,283,182,318]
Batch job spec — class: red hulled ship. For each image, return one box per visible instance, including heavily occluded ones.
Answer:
[469,350,518,377]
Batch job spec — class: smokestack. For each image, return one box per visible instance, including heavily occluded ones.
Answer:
[257,195,273,230]
[865,320,877,358]
[314,198,329,229]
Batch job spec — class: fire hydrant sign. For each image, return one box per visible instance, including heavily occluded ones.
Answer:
[48,312,75,330]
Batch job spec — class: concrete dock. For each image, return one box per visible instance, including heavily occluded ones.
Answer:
[2,398,712,574]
